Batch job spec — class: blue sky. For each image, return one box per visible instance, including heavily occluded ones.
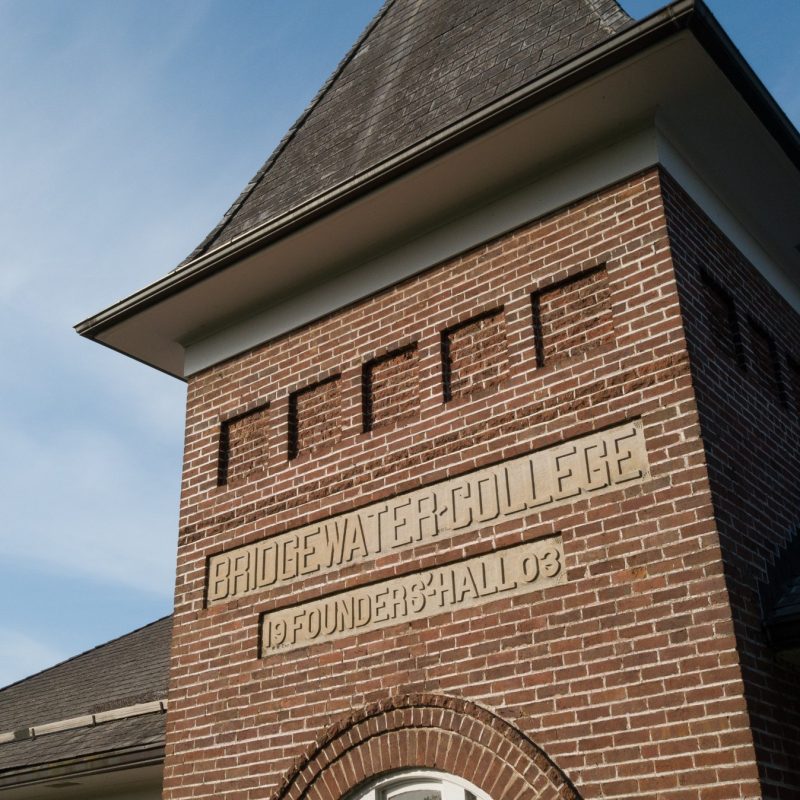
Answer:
[0,0,798,689]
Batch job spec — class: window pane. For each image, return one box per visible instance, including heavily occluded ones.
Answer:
[391,792,441,800]
[354,769,490,800]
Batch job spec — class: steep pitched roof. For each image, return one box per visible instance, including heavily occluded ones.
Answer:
[183,0,631,265]
[0,616,171,776]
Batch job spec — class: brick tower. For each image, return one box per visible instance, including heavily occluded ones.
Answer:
[79,1,800,798]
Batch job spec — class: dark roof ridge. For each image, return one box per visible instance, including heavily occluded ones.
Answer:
[179,0,633,268]
[178,0,398,269]
[0,615,172,694]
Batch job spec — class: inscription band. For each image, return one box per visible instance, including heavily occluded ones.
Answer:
[261,537,566,654]
[208,420,648,605]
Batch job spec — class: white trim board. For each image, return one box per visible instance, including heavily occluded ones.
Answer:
[184,129,659,375]
[184,126,799,376]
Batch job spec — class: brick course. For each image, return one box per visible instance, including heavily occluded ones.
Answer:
[698,271,745,368]
[288,376,342,460]
[789,358,800,417]
[442,308,507,402]
[165,169,772,800]
[746,317,785,405]
[275,696,579,800]
[219,405,271,486]
[363,345,419,432]
[532,264,614,369]
[663,172,800,800]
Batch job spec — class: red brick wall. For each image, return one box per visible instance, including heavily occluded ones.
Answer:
[288,375,342,459]
[532,264,614,368]
[166,170,763,799]
[442,308,507,401]
[219,405,271,486]
[363,345,419,432]
[663,171,800,800]
[790,358,800,418]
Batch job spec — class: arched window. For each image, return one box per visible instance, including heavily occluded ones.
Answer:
[349,769,493,800]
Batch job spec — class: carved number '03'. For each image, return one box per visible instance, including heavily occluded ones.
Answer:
[261,536,566,654]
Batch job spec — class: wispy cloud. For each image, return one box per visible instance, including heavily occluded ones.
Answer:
[2,0,794,692]
[0,419,180,596]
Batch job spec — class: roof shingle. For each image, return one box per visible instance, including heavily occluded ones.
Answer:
[182,0,631,265]
[0,715,165,774]
[0,616,171,732]
[0,617,171,778]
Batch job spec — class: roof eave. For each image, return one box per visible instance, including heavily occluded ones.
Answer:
[0,743,164,791]
[688,0,800,173]
[75,0,724,343]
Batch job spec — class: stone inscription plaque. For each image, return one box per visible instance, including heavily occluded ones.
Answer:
[261,536,566,655]
[207,420,648,605]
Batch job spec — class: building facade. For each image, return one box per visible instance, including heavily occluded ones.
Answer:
[74,1,800,799]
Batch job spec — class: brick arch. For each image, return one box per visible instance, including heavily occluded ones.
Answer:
[272,694,582,800]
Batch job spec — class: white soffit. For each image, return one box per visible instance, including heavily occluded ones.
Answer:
[183,128,660,376]
[87,30,800,378]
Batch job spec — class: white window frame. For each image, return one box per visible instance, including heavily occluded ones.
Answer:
[348,769,492,800]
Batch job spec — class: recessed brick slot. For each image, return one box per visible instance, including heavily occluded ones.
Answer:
[789,358,800,416]
[363,345,418,432]
[701,272,744,367]
[288,376,341,459]
[442,308,507,402]
[532,265,613,369]
[748,319,784,403]
[218,405,270,486]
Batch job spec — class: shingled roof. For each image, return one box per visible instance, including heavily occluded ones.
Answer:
[0,616,171,779]
[183,0,632,265]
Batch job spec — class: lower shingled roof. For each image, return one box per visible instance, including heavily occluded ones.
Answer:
[0,714,165,778]
[0,616,171,780]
